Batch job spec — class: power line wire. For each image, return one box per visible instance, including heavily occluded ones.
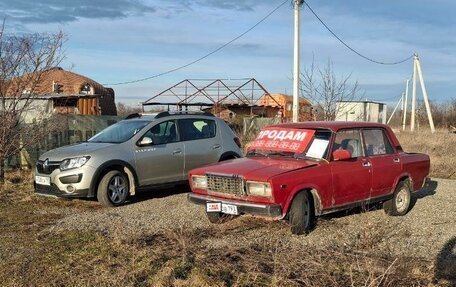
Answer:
[373,94,403,102]
[303,0,414,65]
[104,0,289,86]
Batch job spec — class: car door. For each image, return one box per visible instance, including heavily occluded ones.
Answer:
[177,118,221,176]
[362,128,402,198]
[134,120,184,186]
[330,129,372,206]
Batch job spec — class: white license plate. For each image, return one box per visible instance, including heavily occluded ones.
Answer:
[206,202,239,215]
[35,175,51,186]
[206,202,221,212]
[221,203,238,215]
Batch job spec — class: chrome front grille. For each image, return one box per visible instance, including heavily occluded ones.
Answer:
[207,174,245,196]
[36,160,61,175]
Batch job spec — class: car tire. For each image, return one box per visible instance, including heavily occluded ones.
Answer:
[206,212,234,224]
[97,170,129,207]
[383,180,412,216]
[288,191,314,235]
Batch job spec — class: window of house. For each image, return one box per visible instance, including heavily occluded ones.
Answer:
[80,84,92,95]
[362,129,394,156]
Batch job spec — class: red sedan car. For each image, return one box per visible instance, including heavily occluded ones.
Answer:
[188,122,430,234]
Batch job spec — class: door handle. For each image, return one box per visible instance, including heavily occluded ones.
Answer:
[393,158,400,163]
[212,144,221,150]
[173,149,182,155]
[362,162,371,167]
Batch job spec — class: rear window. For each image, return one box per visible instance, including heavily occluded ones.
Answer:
[363,129,394,156]
[178,119,216,141]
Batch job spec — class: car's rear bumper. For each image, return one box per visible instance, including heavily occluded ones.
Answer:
[422,177,431,189]
[188,193,282,218]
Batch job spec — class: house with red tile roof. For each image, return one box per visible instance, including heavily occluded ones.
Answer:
[6,67,116,116]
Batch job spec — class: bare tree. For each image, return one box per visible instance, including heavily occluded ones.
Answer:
[116,102,143,117]
[300,60,362,121]
[0,24,65,183]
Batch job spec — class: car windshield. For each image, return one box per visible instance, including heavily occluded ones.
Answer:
[247,129,332,160]
[88,120,150,143]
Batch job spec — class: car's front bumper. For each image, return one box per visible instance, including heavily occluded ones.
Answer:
[34,182,89,198]
[34,165,96,198]
[188,193,282,218]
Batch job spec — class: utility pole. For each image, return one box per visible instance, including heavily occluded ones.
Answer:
[411,57,417,131]
[415,55,435,133]
[410,53,435,133]
[387,94,403,124]
[402,79,409,131]
[292,0,303,123]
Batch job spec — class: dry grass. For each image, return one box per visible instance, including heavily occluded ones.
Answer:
[0,180,448,287]
[0,218,440,287]
[394,129,456,179]
[0,170,454,287]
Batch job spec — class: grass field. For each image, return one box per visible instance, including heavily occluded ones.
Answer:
[0,172,454,287]
[395,129,456,179]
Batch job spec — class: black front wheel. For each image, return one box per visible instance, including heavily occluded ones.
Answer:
[97,170,129,207]
[288,191,315,235]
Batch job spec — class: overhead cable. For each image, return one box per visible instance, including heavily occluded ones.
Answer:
[303,0,414,65]
[104,0,289,86]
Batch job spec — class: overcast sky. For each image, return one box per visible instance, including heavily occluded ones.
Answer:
[1,0,455,106]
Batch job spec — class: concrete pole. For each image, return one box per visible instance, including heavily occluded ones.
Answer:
[415,56,435,133]
[292,0,301,123]
[402,79,409,131]
[411,55,417,131]
[401,92,404,113]
[387,96,402,124]
[382,104,387,124]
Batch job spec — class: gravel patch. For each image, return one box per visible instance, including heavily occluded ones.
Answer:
[53,178,455,260]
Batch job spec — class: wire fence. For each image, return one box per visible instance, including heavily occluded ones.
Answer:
[6,114,123,169]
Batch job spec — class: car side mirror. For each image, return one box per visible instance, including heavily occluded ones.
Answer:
[138,137,153,146]
[333,149,351,161]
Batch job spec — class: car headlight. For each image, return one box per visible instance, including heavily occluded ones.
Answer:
[60,156,90,171]
[191,175,207,189]
[246,181,272,197]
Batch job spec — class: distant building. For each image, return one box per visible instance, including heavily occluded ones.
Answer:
[335,101,387,124]
[6,67,116,117]
[257,93,313,121]
[218,109,236,121]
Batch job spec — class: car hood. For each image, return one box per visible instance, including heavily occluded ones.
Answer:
[193,156,320,181]
[39,142,116,161]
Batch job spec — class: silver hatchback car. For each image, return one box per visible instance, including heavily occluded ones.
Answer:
[34,112,242,206]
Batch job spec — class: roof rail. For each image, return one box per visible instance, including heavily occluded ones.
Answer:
[155,111,214,119]
[125,113,141,119]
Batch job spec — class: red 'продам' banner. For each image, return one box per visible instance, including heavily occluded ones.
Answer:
[248,128,315,154]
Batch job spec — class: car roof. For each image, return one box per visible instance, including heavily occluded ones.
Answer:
[269,121,392,132]
[124,111,215,122]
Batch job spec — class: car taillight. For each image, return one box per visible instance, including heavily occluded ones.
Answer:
[234,137,241,148]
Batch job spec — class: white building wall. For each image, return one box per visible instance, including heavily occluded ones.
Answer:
[335,102,365,121]
[335,101,387,123]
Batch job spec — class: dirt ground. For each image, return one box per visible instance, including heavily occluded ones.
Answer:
[0,177,455,286]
